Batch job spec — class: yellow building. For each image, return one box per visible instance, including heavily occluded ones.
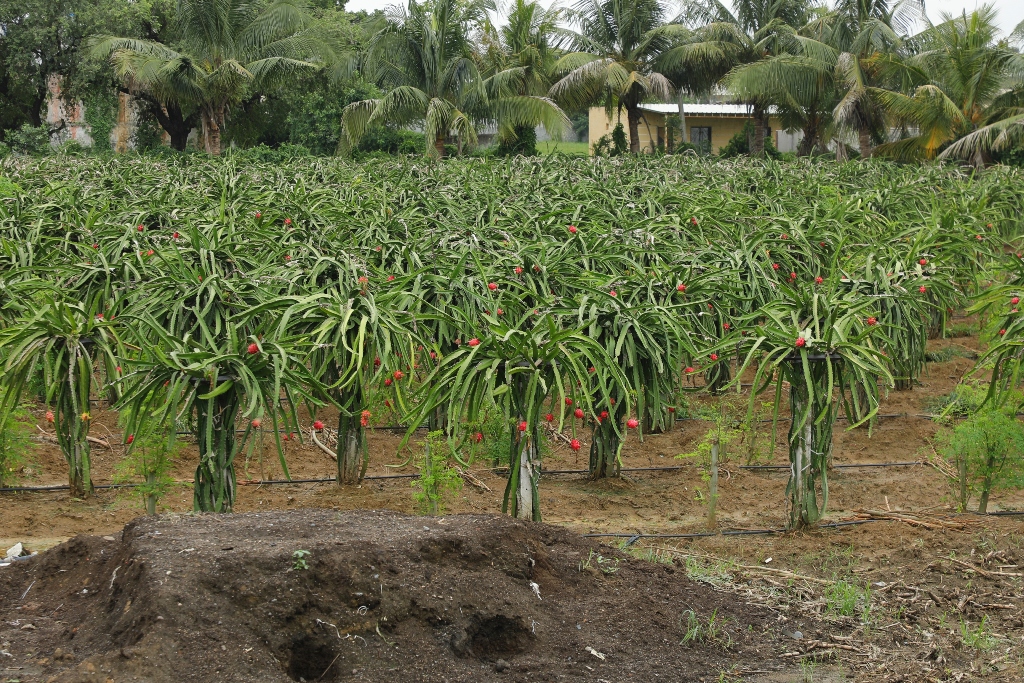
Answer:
[588,103,786,155]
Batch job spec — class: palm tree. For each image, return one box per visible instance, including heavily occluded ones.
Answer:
[874,7,1024,164]
[828,0,920,158]
[93,0,325,155]
[549,0,682,154]
[479,0,568,154]
[341,0,564,157]
[665,0,808,156]
[721,0,918,158]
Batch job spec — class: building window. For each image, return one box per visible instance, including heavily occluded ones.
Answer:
[690,126,711,155]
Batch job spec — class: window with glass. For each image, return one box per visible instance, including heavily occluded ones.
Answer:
[690,126,711,155]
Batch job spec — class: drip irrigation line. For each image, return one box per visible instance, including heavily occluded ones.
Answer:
[0,473,419,493]
[582,518,888,541]
[0,461,933,493]
[740,461,924,471]
[582,514,1023,544]
[494,465,688,476]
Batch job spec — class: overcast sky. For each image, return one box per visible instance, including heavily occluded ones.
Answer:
[344,0,1024,38]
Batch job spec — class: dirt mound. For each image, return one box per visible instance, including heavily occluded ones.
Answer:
[0,511,792,682]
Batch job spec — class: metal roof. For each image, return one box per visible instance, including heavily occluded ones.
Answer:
[638,103,774,116]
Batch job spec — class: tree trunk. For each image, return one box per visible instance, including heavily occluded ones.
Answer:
[626,106,641,154]
[140,95,193,151]
[336,383,366,485]
[336,412,363,484]
[798,115,822,156]
[503,420,540,521]
[789,398,816,529]
[29,90,45,128]
[978,455,996,514]
[194,390,240,512]
[145,470,157,515]
[588,416,622,479]
[202,107,223,155]
[751,105,766,157]
[797,128,815,156]
[434,133,446,158]
[787,360,836,529]
[858,124,872,159]
[836,140,848,162]
[514,429,538,520]
[57,343,92,498]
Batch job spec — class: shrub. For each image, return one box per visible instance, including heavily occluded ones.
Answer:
[938,409,1024,513]
[495,126,538,157]
[113,419,181,515]
[227,143,314,163]
[592,122,628,157]
[0,174,21,197]
[718,121,781,159]
[356,127,426,156]
[7,124,51,155]
[0,406,36,488]
[412,431,463,515]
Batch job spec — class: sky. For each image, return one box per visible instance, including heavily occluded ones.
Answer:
[343,0,1024,38]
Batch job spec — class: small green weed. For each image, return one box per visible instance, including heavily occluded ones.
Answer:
[959,615,996,651]
[682,556,735,587]
[579,549,620,574]
[679,608,732,648]
[944,322,975,338]
[292,549,311,571]
[799,656,817,682]
[824,579,861,617]
[113,416,181,514]
[622,544,673,565]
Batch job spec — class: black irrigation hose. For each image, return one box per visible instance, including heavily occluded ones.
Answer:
[583,513,1024,544]
[0,461,941,493]
[0,473,422,493]
[741,461,925,471]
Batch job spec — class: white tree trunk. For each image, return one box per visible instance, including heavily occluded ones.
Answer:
[515,437,535,520]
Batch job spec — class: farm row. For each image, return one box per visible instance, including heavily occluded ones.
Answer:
[2,155,1024,528]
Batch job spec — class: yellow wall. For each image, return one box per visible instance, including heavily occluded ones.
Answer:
[588,107,783,155]
[589,108,666,154]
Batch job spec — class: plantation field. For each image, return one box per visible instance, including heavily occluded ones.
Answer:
[3,154,1024,681]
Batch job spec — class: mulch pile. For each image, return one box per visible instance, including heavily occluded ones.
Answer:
[1,510,796,682]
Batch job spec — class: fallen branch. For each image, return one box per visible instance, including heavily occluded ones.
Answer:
[649,546,830,584]
[948,557,1023,578]
[850,509,975,531]
[34,428,110,450]
[455,467,491,492]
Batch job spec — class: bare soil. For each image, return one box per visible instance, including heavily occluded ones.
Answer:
[2,332,1023,682]
[2,510,792,683]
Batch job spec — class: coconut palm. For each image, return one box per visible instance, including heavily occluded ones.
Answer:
[479,0,569,154]
[715,0,916,159]
[549,0,683,154]
[665,0,808,156]
[873,6,1024,164]
[827,0,921,157]
[341,0,565,157]
[93,0,325,155]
